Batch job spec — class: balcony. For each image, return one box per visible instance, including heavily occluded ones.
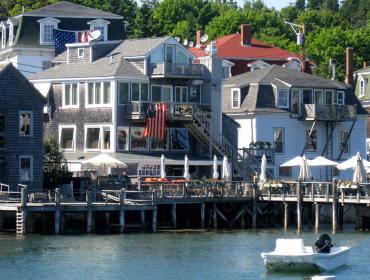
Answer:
[292,104,357,121]
[127,102,211,122]
[150,62,204,79]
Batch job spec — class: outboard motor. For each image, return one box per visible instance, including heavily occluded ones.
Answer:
[315,233,332,253]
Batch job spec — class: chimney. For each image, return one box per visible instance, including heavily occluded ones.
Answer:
[364,61,370,69]
[196,30,204,48]
[241,24,252,46]
[345,47,353,86]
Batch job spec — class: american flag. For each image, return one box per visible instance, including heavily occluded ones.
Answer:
[143,103,166,140]
[53,29,91,55]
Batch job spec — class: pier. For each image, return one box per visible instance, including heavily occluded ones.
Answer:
[1,178,370,234]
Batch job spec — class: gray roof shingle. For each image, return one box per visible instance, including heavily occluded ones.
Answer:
[23,1,122,19]
[108,37,170,57]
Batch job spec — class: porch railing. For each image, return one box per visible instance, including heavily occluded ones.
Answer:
[296,104,357,121]
[150,62,204,78]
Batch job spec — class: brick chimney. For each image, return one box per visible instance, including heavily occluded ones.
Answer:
[196,30,204,48]
[241,24,252,46]
[345,47,353,86]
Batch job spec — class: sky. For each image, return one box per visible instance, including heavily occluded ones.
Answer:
[237,0,293,10]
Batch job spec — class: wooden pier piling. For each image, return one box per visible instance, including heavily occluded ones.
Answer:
[119,189,125,233]
[315,202,320,232]
[284,203,289,230]
[55,188,61,234]
[86,192,94,233]
[200,203,205,228]
[213,203,217,229]
[252,177,258,228]
[332,179,338,233]
[171,203,177,229]
[297,181,302,232]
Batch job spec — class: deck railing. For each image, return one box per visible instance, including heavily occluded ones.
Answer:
[150,62,204,78]
[297,104,357,121]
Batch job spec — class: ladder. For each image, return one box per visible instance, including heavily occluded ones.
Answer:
[16,211,25,235]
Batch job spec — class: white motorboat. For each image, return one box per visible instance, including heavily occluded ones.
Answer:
[261,239,350,272]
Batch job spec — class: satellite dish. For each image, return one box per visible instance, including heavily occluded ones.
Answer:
[200,34,209,43]
[88,30,101,42]
[175,36,180,42]
[183,39,188,47]
[189,41,194,47]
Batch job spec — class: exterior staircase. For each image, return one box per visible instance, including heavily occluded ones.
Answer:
[185,105,267,180]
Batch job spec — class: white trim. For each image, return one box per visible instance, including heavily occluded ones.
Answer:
[30,76,149,83]
[359,76,366,98]
[1,23,6,49]
[7,20,14,47]
[59,125,77,152]
[112,81,117,152]
[62,83,80,109]
[19,155,33,182]
[274,78,292,88]
[231,88,241,108]
[38,17,60,45]
[65,42,89,48]
[277,89,289,109]
[88,19,110,41]
[85,81,113,108]
[19,111,33,137]
[84,124,113,152]
[146,37,196,60]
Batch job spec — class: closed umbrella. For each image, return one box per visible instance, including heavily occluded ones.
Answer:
[298,155,311,181]
[353,152,367,183]
[212,155,219,179]
[183,155,190,180]
[160,154,166,179]
[222,155,231,181]
[259,154,267,182]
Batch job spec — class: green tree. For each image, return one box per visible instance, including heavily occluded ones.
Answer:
[205,9,244,39]
[340,0,370,28]
[295,0,305,11]
[132,0,158,38]
[110,0,138,36]
[306,0,321,10]
[43,137,71,190]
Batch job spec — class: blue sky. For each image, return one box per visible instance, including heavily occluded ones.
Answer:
[237,0,293,10]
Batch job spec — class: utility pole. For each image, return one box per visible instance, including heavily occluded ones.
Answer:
[285,21,306,73]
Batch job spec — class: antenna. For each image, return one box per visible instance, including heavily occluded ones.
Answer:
[285,21,306,72]
[88,30,101,42]
[175,36,180,42]
[200,34,209,43]
[183,39,188,47]
[189,41,194,48]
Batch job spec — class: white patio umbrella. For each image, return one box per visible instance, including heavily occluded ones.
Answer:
[309,156,337,166]
[353,152,367,183]
[81,153,127,168]
[259,154,267,182]
[298,155,311,181]
[160,154,166,179]
[183,155,190,180]
[281,156,307,167]
[222,155,231,181]
[337,152,370,171]
[212,155,219,179]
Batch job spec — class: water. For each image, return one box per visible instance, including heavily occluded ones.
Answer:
[0,228,369,280]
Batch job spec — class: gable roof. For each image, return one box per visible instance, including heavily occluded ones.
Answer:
[23,1,122,19]
[0,63,47,102]
[223,65,348,89]
[108,37,170,57]
[189,34,301,61]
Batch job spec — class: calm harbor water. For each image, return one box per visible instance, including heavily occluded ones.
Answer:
[0,227,369,280]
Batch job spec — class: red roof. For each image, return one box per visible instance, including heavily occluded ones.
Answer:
[189,33,301,61]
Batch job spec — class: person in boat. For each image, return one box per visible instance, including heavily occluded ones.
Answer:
[315,233,333,253]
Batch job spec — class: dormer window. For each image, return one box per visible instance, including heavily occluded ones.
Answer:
[38,17,60,45]
[88,19,110,41]
[277,89,289,108]
[231,88,240,108]
[359,76,366,98]
[1,23,6,49]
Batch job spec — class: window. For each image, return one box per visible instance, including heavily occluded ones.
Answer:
[86,82,111,106]
[119,82,129,104]
[117,127,129,151]
[340,130,349,154]
[336,91,345,105]
[223,67,231,78]
[19,112,32,136]
[63,83,79,108]
[151,85,172,102]
[151,129,168,151]
[171,128,189,151]
[231,88,240,108]
[273,128,284,153]
[0,116,5,149]
[277,89,289,108]
[85,126,112,151]
[130,83,148,102]
[78,48,84,58]
[175,87,188,102]
[305,129,317,152]
[152,86,161,101]
[359,77,366,97]
[302,89,313,104]
[19,156,32,182]
[88,19,110,41]
[130,127,147,150]
[314,90,324,105]
[291,89,300,113]
[165,45,175,63]
[325,90,333,105]
[59,126,76,151]
[38,17,60,45]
